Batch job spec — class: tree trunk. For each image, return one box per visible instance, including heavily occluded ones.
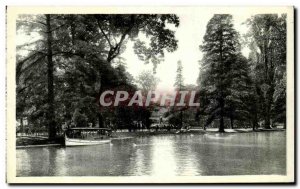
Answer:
[46,14,56,139]
[264,112,272,129]
[252,114,258,131]
[263,44,275,130]
[252,98,259,130]
[98,113,104,128]
[180,109,183,129]
[230,116,234,129]
[218,26,225,133]
[219,99,225,132]
[219,116,225,132]
[264,85,274,129]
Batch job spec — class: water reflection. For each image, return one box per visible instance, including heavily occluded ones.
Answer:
[17,132,286,176]
[150,136,177,176]
[173,135,201,176]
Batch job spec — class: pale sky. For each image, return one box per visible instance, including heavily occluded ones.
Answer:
[125,13,252,92]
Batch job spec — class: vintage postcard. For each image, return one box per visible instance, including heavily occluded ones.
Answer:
[6,6,294,183]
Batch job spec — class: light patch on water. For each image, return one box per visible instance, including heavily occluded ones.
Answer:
[150,137,177,176]
[53,148,67,176]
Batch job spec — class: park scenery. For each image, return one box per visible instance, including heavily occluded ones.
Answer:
[12,8,291,179]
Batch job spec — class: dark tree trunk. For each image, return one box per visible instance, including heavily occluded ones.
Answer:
[263,86,274,129]
[264,112,272,129]
[219,116,225,132]
[252,114,258,131]
[180,109,183,129]
[263,44,275,130]
[98,113,104,128]
[46,14,56,139]
[219,99,225,132]
[218,26,225,133]
[230,116,234,129]
[252,97,259,131]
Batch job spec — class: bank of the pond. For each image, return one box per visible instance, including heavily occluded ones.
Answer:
[16,136,64,147]
[110,128,285,138]
[16,128,285,147]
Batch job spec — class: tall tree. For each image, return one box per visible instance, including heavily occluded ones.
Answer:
[45,15,56,138]
[174,60,184,90]
[16,14,66,139]
[173,60,185,128]
[246,14,286,129]
[199,14,241,132]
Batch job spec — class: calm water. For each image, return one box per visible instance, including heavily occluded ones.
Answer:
[16,132,286,176]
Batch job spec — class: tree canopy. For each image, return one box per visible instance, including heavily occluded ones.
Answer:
[16,14,180,138]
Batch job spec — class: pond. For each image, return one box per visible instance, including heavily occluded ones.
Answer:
[16,132,286,176]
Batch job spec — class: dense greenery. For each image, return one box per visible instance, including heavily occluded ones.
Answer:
[198,14,286,131]
[16,13,286,137]
[16,14,180,138]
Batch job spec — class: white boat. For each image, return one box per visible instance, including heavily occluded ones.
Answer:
[64,127,112,147]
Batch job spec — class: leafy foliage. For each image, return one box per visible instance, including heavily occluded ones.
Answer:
[16,14,180,136]
[197,14,286,131]
[199,14,254,132]
[136,70,160,94]
[245,14,287,128]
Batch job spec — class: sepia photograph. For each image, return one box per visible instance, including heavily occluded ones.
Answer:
[6,6,294,183]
